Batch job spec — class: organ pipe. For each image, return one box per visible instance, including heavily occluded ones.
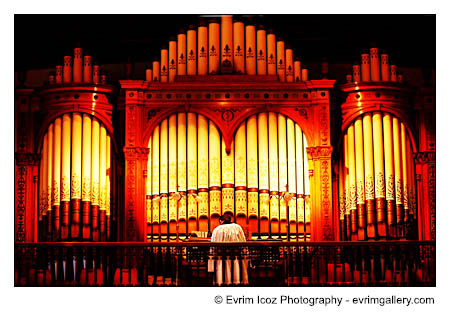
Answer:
[278,114,287,224]
[381,51,389,81]
[245,23,256,75]
[208,19,219,74]
[285,47,294,82]
[93,65,100,84]
[362,113,375,238]
[60,114,71,239]
[152,126,160,224]
[56,65,63,84]
[73,47,83,83]
[235,123,247,223]
[287,118,297,226]
[301,68,308,81]
[354,117,366,240]
[106,135,111,240]
[361,50,370,82]
[160,119,169,233]
[303,134,310,232]
[383,113,395,236]
[160,47,169,82]
[267,30,276,75]
[370,47,380,81]
[347,124,357,240]
[344,134,350,239]
[71,114,82,238]
[295,125,305,236]
[187,26,197,75]
[63,55,72,83]
[81,114,92,239]
[197,20,208,75]
[221,15,233,74]
[247,115,258,233]
[168,37,177,82]
[146,136,152,224]
[372,112,386,236]
[277,39,285,82]
[233,19,245,74]
[294,59,301,82]
[52,118,61,239]
[268,112,279,231]
[222,138,235,216]
[187,113,197,230]
[401,122,409,221]
[152,60,160,82]
[177,113,187,224]
[256,26,266,75]
[390,64,397,82]
[146,69,153,82]
[168,115,178,193]
[91,118,100,241]
[198,115,209,220]
[209,120,221,230]
[99,125,107,239]
[392,116,404,237]
[258,113,269,233]
[352,63,361,82]
[177,30,187,76]
[83,55,92,83]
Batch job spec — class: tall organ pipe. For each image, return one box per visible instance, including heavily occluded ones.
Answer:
[208,19,220,74]
[73,47,83,83]
[267,30,276,75]
[344,134,351,239]
[361,50,370,81]
[60,114,71,240]
[99,125,107,240]
[81,114,92,240]
[209,121,221,231]
[294,58,301,82]
[370,47,380,81]
[258,113,269,235]
[52,118,62,240]
[383,113,396,237]
[233,18,245,74]
[287,118,297,237]
[169,37,177,82]
[71,114,82,239]
[276,38,285,82]
[177,30,186,76]
[63,55,72,83]
[197,20,208,75]
[278,114,287,234]
[187,25,197,75]
[401,122,410,223]
[221,15,233,74]
[187,113,198,233]
[392,117,404,237]
[245,23,256,75]
[295,125,305,238]
[198,115,209,232]
[106,135,111,240]
[372,112,386,236]
[235,122,247,228]
[246,115,258,235]
[91,118,100,241]
[354,117,366,240]
[159,119,169,237]
[268,112,279,237]
[151,126,160,236]
[381,51,389,81]
[83,55,92,83]
[363,113,375,238]
[256,25,267,75]
[285,46,294,82]
[347,124,357,240]
[177,113,187,234]
[160,46,169,82]
[303,134,310,236]
[152,60,160,82]
[222,138,235,219]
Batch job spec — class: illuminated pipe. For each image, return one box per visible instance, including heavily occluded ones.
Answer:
[294,58,301,82]
[187,113,197,233]
[246,115,258,235]
[99,125,107,241]
[361,50,370,82]
[303,134,311,236]
[383,113,396,237]
[267,30,276,75]
[197,20,208,75]
[187,25,197,75]
[370,47,380,81]
[278,114,287,235]
[301,68,308,81]
[160,46,169,83]
[372,112,386,237]
[208,19,220,74]
[152,60,160,82]
[245,23,256,75]
[106,135,111,240]
[83,54,92,83]
[40,134,48,223]
[339,154,345,240]
[81,114,92,240]
[401,122,409,223]
[60,114,71,240]
[258,113,269,235]
[354,117,366,240]
[73,47,83,83]
[221,15,233,74]
[56,65,63,84]
[146,68,153,82]
[233,18,245,74]
[177,30,186,76]
[151,126,160,234]
[390,64,397,82]
[347,124,357,240]
[177,113,187,234]
[344,134,351,240]
[381,50,389,82]
[93,64,100,84]
[392,116,404,237]
[285,46,294,82]
[268,112,279,236]
[91,118,100,241]
[256,26,267,75]
[47,125,53,240]
[160,119,169,238]
[70,114,82,239]
[276,38,285,82]
[209,120,221,231]
[197,115,209,232]
[52,118,61,240]
[235,122,247,228]
[48,72,55,84]
[168,37,177,82]
[146,136,152,225]
[363,113,375,238]
[295,124,304,237]
[222,138,235,219]
[63,55,72,83]
[286,118,297,238]
[352,62,361,82]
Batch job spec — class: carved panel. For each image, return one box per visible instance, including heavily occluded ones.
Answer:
[16,166,26,242]
[126,159,136,240]
[429,164,436,241]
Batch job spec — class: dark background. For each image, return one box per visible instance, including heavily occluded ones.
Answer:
[14,14,436,71]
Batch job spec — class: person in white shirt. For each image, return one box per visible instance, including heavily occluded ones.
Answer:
[209,214,248,285]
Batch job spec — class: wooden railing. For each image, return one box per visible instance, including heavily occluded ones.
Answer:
[14,241,435,286]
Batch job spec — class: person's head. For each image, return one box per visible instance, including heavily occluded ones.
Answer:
[218,214,232,225]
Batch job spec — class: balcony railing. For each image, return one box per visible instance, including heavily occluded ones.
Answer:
[14,241,435,286]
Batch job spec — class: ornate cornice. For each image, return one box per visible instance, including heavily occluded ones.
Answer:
[123,146,150,160]
[15,153,40,166]
[306,146,333,160]
[414,151,435,164]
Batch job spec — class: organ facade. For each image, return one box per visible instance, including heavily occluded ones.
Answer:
[14,15,436,286]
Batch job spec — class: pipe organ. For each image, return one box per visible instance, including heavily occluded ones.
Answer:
[146,112,310,240]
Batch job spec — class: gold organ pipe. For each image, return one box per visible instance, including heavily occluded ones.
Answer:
[276,39,285,82]
[60,114,71,239]
[287,118,297,237]
[235,122,247,228]
[247,115,258,235]
[160,47,169,83]
[354,117,366,240]
[159,119,169,237]
[256,25,267,75]
[197,115,209,231]
[63,55,72,83]
[73,47,83,83]
[187,26,197,75]
[343,134,350,239]
[268,112,279,235]
[245,23,256,75]
[41,133,48,240]
[381,52,389,81]
[267,30,276,75]
[233,19,245,74]
[152,126,160,227]
[285,47,294,82]
[339,153,345,240]
[93,64,100,84]
[168,38,177,82]
[106,135,111,240]
[221,15,233,74]
[46,123,53,239]
[363,113,375,238]
[152,60,160,82]
[81,114,92,240]
[303,134,310,236]
[52,118,61,240]
[197,21,208,75]
[99,125,107,240]
[39,134,46,221]
[83,55,92,83]
[353,63,361,83]
[56,65,63,84]
[301,68,308,81]
[401,122,409,222]
[91,118,100,241]
[208,19,220,74]
[145,69,152,82]
[294,59,301,82]
[278,114,287,232]
[187,113,198,233]
[209,120,221,231]
[295,124,304,236]
[383,113,396,237]
[372,112,386,236]
[169,115,178,235]
[392,116,404,237]
[177,114,187,234]
[390,64,397,82]
[361,51,370,82]
[370,47,380,81]
[222,138,235,218]
[70,114,82,239]
[177,30,187,76]
[147,136,152,225]
[347,124,357,240]
[258,113,269,235]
